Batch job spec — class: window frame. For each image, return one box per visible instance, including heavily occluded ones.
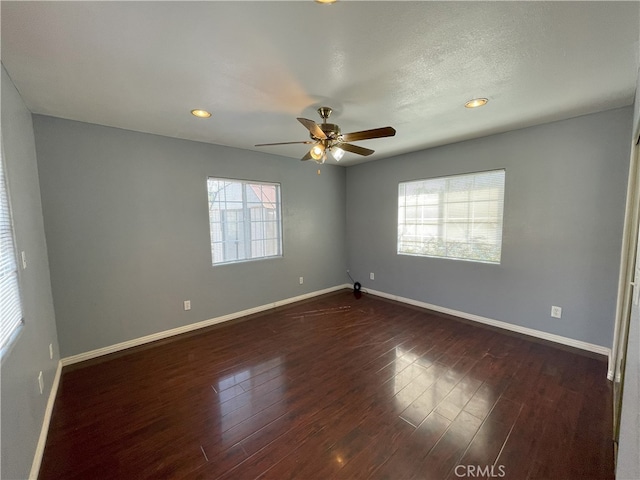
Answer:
[0,137,25,360]
[397,169,506,264]
[207,177,283,266]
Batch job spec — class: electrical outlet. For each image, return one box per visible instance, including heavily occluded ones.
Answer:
[49,343,53,360]
[38,371,44,395]
[370,272,375,280]
[299,277,304,285]
[183,300,191,311]
[551,306,562,318]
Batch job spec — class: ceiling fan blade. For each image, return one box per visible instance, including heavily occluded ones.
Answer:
[255,140,314,147]
[301,151,313,161]
[341,126,396,143]
[337,143,375,156]
[297,118,327,140]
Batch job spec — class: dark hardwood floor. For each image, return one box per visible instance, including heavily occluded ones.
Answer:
[39,290,614,480]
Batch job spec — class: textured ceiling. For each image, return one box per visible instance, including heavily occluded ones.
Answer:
[2,1,639,165]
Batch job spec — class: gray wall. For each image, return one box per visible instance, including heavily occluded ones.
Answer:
[346,107,632,348]
[32,116,347,358]
[1,67,59,479]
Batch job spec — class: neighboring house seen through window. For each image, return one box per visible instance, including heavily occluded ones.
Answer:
[207,178,282,265]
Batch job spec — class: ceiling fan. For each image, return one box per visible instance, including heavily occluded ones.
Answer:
[255,107,396,164]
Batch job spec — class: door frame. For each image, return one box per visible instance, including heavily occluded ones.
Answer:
[612,137,640,444]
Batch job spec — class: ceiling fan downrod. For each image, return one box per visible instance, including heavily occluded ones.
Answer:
[315,107,341,143]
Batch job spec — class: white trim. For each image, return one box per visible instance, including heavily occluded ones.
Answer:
[611,139,640,385]
[59,283,611,367]
[366,288,611,358]
[61,284,351,366]
[608,356,615,381]
[29,360,62,480]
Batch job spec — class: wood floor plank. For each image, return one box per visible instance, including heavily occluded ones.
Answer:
[493,398,554,480]
[37,291,614,480]
[418,410,485,480]
[370,411,452,480]
[527,388,583,480]
[447,396,523,479]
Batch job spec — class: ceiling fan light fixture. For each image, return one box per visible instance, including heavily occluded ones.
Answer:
[330,146,345,162]
[190,109,212,118]
[310,144,325,161]
[464,98,488,109]
[255,106,395,164]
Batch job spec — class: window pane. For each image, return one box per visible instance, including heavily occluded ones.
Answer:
[208,178,282,265]
[397,170,505,264]
[0,144,24,353]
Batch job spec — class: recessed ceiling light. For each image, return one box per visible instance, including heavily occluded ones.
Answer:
[465,98,488,109]
[191,109,212,118]
[315,0,337,4]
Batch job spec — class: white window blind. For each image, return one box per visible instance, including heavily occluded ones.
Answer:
[398,169,505,264]
[208,178,282,265]
[0,143,24,352]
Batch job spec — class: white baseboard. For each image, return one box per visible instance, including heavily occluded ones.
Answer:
[366,288,612,359]
[61,284,351,367]
[60,283,611,367]
[29,360,62,480]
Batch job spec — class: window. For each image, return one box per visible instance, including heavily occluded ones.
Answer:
[1,142,24,353]
[398,169,505,264]
[208,178,282,265]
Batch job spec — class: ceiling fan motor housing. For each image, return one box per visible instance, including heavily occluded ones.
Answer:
[314,107,342,142]
[319,123,340,139]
